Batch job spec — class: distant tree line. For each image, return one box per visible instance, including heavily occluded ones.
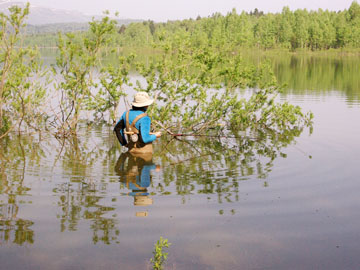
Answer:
[22,1,360,51]
[114,1,360,51]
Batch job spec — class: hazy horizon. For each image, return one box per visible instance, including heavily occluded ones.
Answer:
[8,0,358,21]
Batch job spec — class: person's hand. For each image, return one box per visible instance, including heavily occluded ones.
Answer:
[154,131,162,138]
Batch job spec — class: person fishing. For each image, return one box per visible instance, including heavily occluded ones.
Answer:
[114,92,161,154]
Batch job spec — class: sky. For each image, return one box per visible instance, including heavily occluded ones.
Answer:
[24,0,356,21]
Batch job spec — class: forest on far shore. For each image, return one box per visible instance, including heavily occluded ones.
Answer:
[24,1,360,51]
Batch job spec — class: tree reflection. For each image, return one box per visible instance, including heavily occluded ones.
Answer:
[54,181,120,244]
[53,127,121,245]
[0,215,34,245]
[271,55,360,102]
[0,135,36,245]
[0,121,310,245]
[154,125,307,203]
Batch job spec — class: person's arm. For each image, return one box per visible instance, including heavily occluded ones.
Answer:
[114,117,127,146]
[139,116,157,144]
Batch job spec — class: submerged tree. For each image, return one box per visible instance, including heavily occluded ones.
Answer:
[50,14,118,137]
[0,3,47,138]
[89,53,134,123]
[135,37,313,138]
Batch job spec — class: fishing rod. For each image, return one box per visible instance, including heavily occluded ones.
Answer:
[164,132,259,141]
[153,120,312,158]
[152,120,259,140]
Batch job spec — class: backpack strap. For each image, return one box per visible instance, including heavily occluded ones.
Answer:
[125,111,147,133]
[130,113,147,134]
[126,111,131,131]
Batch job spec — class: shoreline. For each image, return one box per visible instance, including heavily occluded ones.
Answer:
[36,46,360,57]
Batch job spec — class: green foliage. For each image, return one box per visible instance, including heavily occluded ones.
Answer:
[228,61,313,134]
[89,54,135,123]
[0,3,47,136]
[104,1,360,51]
[135,39,225,132]
[150,237,171,270]
[0,4,313,141]
[51,15,117,135]
[6,2,360,52]
[135,37,312,136]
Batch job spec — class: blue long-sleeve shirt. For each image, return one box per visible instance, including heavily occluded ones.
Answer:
[114,109,157,146]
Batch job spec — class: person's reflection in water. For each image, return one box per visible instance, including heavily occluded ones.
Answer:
[115,152,159,216]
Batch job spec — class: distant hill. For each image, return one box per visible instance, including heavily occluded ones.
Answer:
[0,0,141,27]
[25,19,142,34]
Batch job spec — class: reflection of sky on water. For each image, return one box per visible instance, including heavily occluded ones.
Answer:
[0,91,360,269]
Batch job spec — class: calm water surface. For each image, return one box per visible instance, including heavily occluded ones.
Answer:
[1,56,360,270]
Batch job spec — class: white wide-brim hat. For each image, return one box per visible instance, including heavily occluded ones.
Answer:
[132,92,154,107]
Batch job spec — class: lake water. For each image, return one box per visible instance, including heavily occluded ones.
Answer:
[1,55,360,270]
